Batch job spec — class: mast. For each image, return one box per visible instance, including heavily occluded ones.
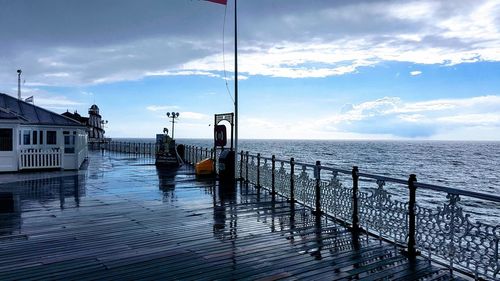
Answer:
[234,0,238,168]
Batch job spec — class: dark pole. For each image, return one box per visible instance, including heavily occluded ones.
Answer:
[17,69,22,100]
[290,157,295,203]
[271,155,276,200]
[171,116,174,139]
[234,0,238,166]
[407,174,418,258]
[351,166,359,232]
[256,153,261,188]
[314,161,321,216]
[240,150,244,179]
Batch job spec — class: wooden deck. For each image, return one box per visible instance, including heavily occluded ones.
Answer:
[0,151,468,280]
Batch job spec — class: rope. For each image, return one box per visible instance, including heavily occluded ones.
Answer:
[222,3,234,103]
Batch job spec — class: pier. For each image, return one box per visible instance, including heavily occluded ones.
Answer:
[0,149,479,280]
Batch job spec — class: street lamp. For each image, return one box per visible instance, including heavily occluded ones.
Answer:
[17,69,22,100]
[166,112,180,139]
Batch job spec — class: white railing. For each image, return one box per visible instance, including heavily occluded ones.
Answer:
[19,148,62,170]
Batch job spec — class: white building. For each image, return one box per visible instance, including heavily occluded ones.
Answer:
[0,93,88,172]
[62,104,106,142]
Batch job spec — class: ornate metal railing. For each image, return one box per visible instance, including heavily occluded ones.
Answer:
[181,144,500,280]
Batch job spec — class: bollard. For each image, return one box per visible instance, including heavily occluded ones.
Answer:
[352,166,359,232]
[407,174,418,258]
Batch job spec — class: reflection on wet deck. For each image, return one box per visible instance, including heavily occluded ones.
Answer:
[0,151,465,280]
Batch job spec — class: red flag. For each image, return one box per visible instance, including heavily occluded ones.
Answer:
[206,0,227,5]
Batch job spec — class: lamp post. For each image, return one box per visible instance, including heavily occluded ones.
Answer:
[17,69,22,100]
[166,112,179,139]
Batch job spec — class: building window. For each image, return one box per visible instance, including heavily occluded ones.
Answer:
[33,130,38,145]
[23,130,31,145]
[47,131,57,145]
[39,130,44,145]
[64,131,75,153]
[0,129,13,151]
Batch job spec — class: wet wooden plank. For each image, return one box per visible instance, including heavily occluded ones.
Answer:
[0,152,470,280]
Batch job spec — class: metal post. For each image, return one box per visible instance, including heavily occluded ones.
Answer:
[271,155,276,199]
[256,153,261,188]
[290,157,295,203]
[171,116,174,139]
[240,150,244,179]
[352,166,359,232]
[234,0,238,167]
[314,161,321,216]
[245,151,249,183]
[407,174,418,258]
[17,69,22,100]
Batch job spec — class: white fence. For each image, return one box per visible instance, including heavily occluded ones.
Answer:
[19,148,62,170]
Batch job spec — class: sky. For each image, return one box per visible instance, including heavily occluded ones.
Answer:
[1,0,500,140]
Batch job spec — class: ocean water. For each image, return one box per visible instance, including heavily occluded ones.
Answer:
[115,138,500,224]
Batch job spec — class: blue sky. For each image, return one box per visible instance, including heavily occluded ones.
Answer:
[1,0,500,140]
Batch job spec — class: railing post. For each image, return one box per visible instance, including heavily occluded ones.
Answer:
[290,157,295,203]
[351,166,359,232]
[256,153,261,188]
[407,174,418,259]
[314,161,321,216]
[271,155,276,198]
[240,150,244,180]
[245,151,249,183]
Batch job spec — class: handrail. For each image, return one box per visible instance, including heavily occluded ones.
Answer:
[180,143,500,280]
[254,150,500,203]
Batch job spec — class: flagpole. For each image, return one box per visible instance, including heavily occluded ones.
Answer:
[234,0,238,179]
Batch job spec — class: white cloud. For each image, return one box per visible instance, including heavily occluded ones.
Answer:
[410,71,422,76]
[145,70,221,78]
[1,1,499,84]
[317,95,500,139]
[146,105,180,112]
[178,112,209,120]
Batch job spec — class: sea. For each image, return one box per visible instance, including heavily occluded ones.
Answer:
[114,138,500,225]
